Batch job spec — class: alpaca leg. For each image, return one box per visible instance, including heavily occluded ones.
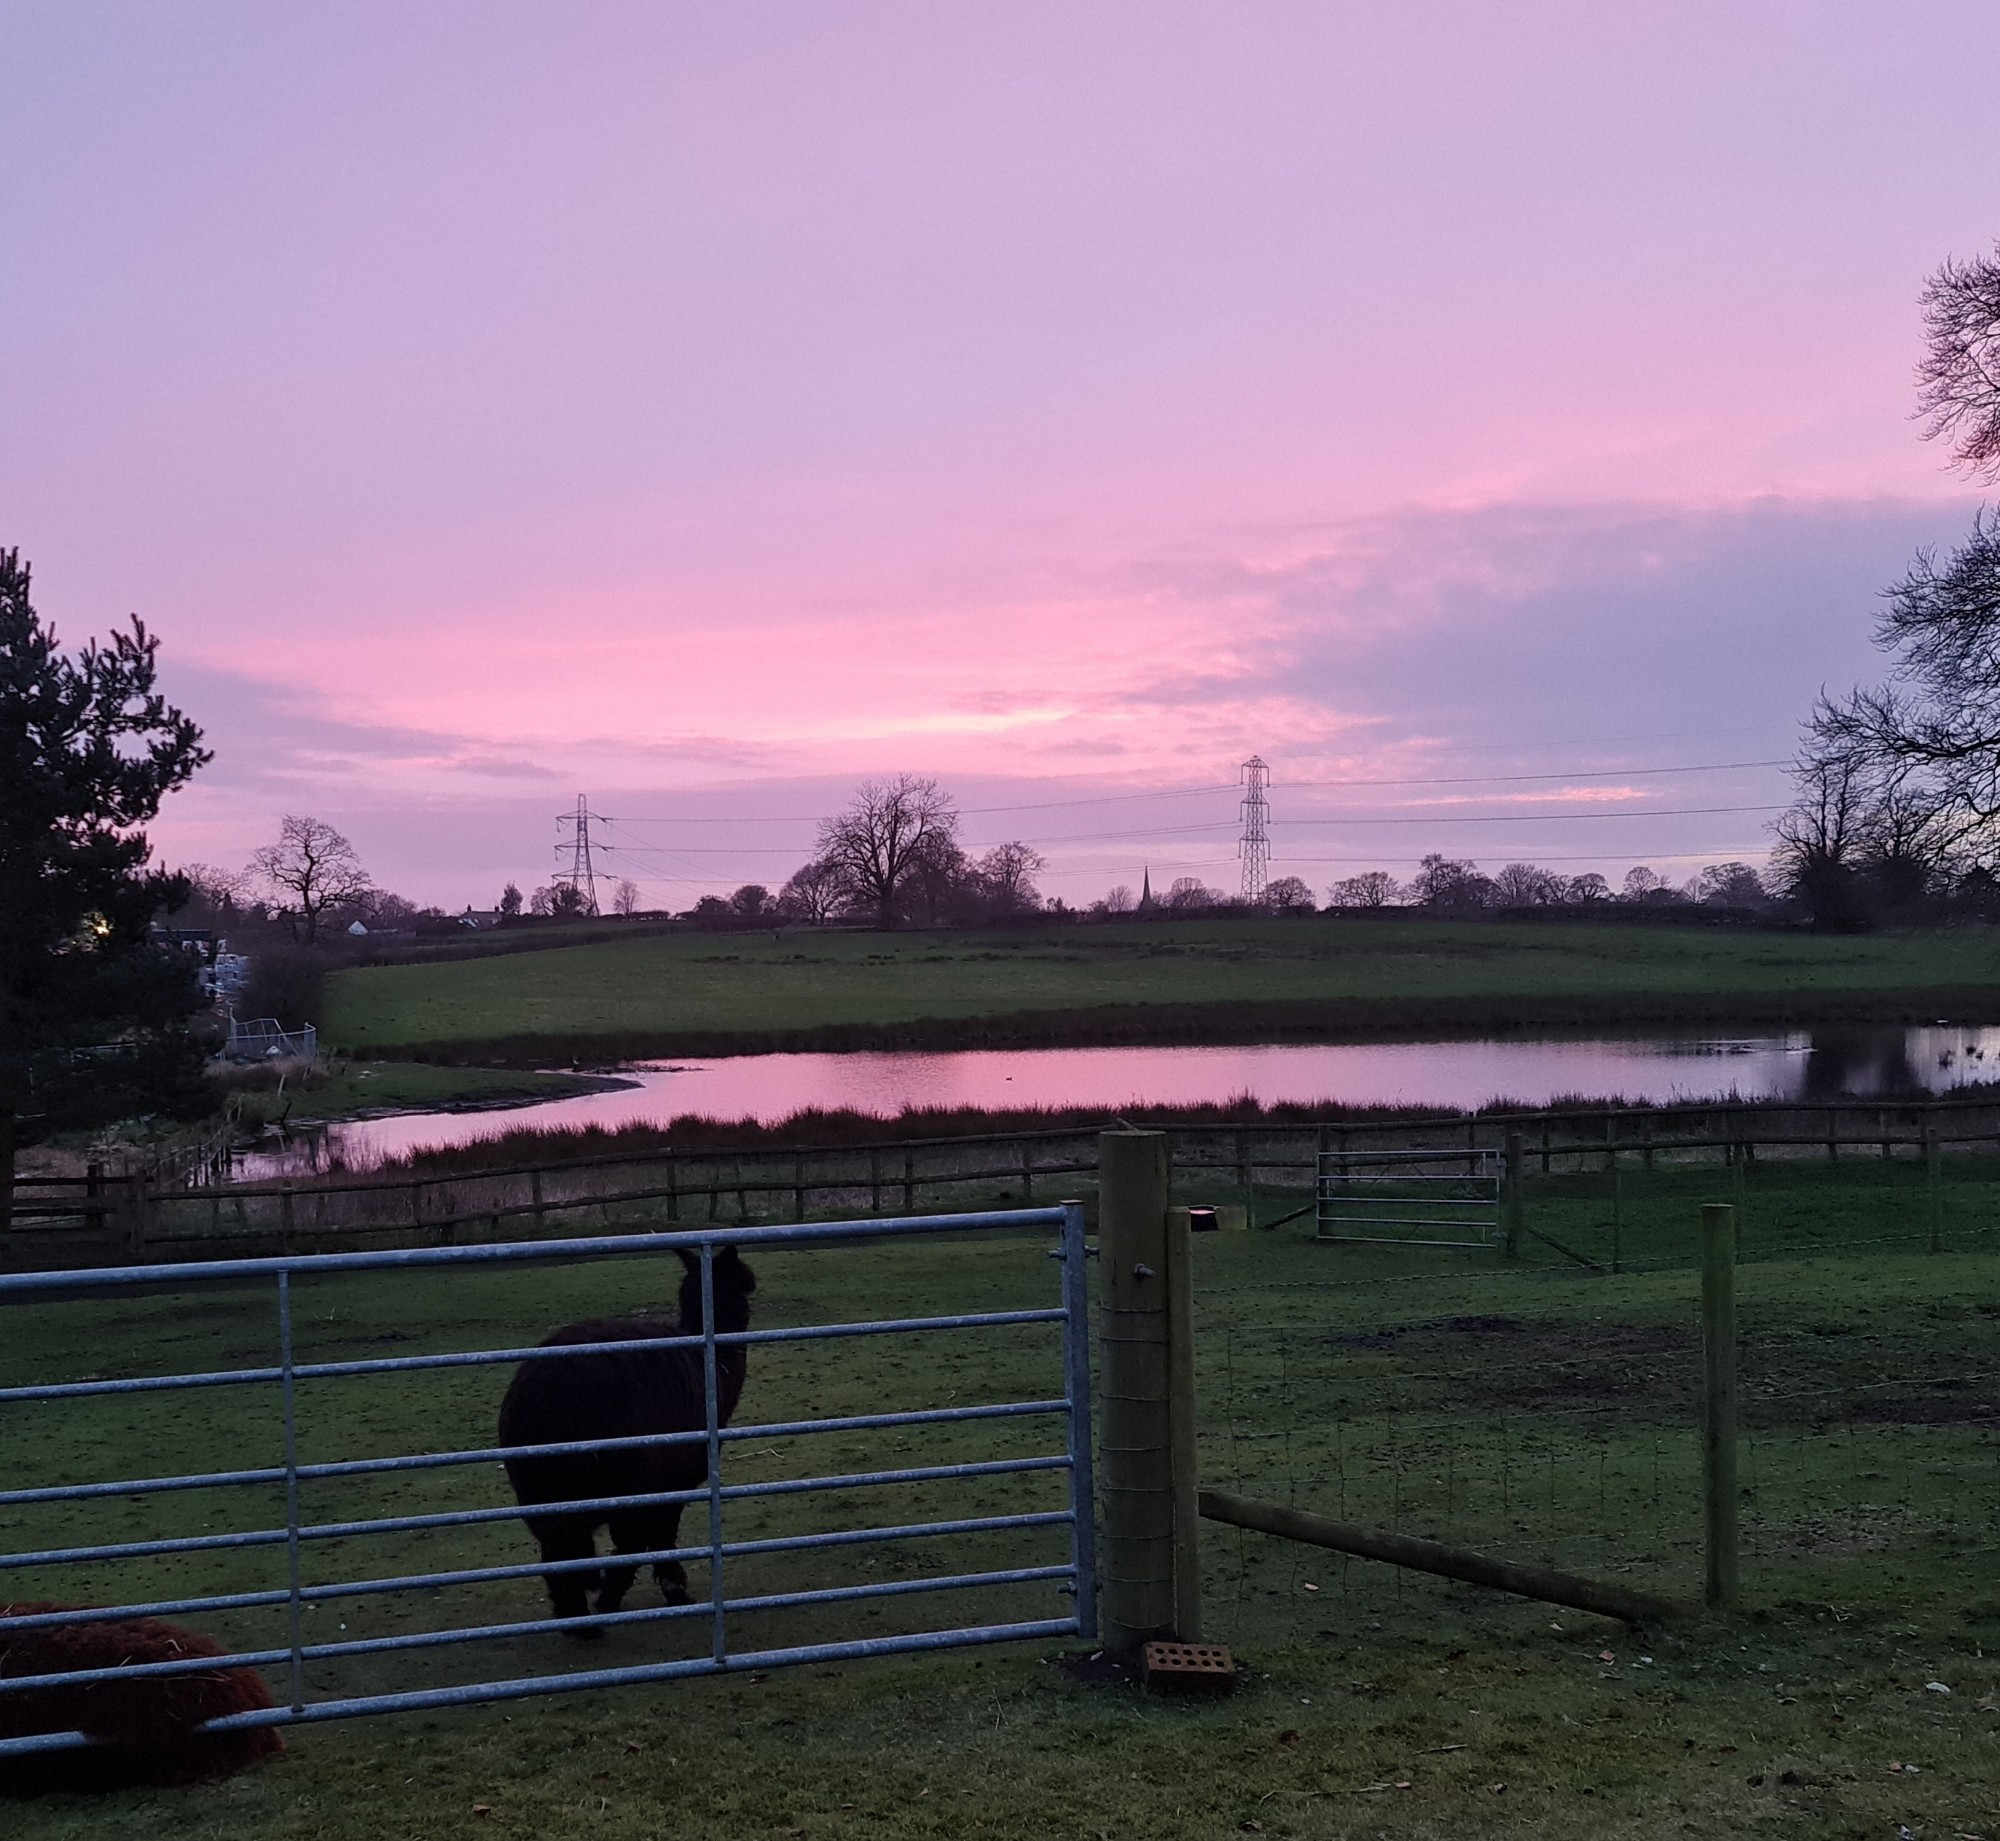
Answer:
[606,1508,689,1609]
[651,1505,692,1607]
[528,1515,601,1627]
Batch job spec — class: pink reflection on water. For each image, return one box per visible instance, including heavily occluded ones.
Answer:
[230,1030,1988,1178]
[237,1027,2000,1178]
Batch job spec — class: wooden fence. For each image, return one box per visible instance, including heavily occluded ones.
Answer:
[8,1095,2000,1269]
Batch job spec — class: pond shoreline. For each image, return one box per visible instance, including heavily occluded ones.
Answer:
[349,985,2000,1068]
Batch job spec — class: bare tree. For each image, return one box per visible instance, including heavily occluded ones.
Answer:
[1262,875,1316,912]
[728,883,770,919]
[1165,876,1219,910]
[1619,865,1682,905]
[247,816,372,943]
[1098,884,1137,914]
[975,842,1046,917]
[816,776,959,929]
[779,856,845,924]
[1409,854,1492,910]
[1686,862,1771,909]
[1326,870,1399,908]
[613,878,640,917]
[1492,862,1564,907]
[1918,243,2000,483]
[176,863,246,916]
[1563,872,1610,904]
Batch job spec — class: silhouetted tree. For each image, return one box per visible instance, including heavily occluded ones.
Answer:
[1410,854,1492,910]
[613,878,641,917]
[779,856,845,924]
[974,842,1046,917]
[1165,877,1220,910]
[1492,862,1565,907]
[0,548,211,1217]
[817,777,959,929]
[1917,241,2000,483]
[1686,862,1771,909]
[1262,875,1316,912]
[249,816,371,943]
[1326,870,1399,908]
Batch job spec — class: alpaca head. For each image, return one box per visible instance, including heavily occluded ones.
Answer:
[675,1245,757,1333]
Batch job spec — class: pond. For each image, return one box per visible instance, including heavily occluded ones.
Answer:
[247,1025,2000,1176]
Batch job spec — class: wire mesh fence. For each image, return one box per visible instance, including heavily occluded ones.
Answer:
[1193,1248,2000,1650]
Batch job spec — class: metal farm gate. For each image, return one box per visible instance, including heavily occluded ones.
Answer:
[0,1205,1096,1761]
[1314,1145,1507,1251]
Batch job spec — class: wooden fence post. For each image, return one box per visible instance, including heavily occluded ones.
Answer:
[903,1149,915,1212]
[1097,1129,1200,1652]
[870,1149,882,1212]
[1502,1130,1525,1258]
[119,1173,148,1259]
[1702,1202,1739,1611]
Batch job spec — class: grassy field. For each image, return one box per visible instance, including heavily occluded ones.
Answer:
[322,917,2000,1062]
[4,1160,1997,1837]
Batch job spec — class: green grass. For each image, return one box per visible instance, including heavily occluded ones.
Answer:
[322,917,2000,1062]
[221,1062,622,1129]
[5,1161,1999,1836]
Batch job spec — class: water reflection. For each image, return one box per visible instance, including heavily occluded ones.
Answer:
[242,1024,2000,1178]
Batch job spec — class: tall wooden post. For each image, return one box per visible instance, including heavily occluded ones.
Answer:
[1702,1202,1739,1610]
[1097,1130,1200,1652]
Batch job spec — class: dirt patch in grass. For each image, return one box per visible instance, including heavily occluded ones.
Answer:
[1316,1314,1698,1415]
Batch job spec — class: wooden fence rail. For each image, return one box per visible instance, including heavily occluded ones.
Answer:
[11,1094,2000,1268]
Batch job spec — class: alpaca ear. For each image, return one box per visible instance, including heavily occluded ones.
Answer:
[675,1248,699,1272]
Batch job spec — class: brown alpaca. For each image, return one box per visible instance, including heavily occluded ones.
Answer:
[0,1602,283,1795]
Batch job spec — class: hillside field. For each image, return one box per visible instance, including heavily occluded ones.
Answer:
[323,917,2000,1062]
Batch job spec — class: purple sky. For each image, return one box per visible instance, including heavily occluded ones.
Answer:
[5,3,1996,908]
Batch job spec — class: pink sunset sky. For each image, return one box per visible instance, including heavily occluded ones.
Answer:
[5,2,1997,909]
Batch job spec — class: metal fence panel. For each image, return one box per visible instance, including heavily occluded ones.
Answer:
[0,1205,1096,1755]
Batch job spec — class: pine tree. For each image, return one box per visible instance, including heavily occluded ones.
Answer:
[0,549,212,1218]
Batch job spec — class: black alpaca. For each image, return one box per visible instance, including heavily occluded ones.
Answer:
[498,1246,756,1628]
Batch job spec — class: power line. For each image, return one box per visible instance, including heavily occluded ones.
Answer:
[1271,803,1782,827]
[1282,758,1787,789]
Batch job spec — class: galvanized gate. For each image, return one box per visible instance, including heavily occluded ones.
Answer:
[1314,1146,1506,1250]
[0,1204,1095,1759]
